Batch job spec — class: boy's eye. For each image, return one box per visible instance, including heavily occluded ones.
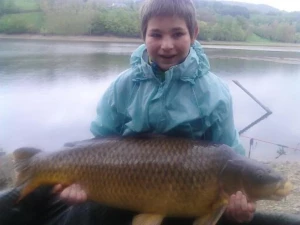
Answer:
[150,33,161,38]
[173,32,185,38]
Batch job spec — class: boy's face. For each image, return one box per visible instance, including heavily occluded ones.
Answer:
[145,16,198,71]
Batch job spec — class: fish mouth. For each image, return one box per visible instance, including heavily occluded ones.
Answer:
[269,180,293,200]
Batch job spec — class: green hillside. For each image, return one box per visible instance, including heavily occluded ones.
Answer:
[0,0,300,43]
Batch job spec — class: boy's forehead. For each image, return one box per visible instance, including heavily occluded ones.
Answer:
[148,27,186,32]
[148,15,185,22]
[147,16,188,31]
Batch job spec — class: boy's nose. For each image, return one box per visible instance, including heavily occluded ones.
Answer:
[161,37,174,50]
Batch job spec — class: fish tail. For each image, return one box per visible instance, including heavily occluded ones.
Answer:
[12,147,42,201]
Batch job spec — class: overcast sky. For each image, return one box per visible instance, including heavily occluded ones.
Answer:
[222,0,300,12]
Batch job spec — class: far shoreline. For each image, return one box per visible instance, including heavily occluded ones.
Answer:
[1,34,300,49]
[0,34,144,44]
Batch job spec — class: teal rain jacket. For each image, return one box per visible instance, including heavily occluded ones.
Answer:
[90,41,245,155]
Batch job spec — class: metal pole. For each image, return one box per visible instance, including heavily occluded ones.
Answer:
[232,80,273,135]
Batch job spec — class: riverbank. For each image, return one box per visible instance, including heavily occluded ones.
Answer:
[1,34,300,48]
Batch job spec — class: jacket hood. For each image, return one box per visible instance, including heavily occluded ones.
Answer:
[129,41,211,82]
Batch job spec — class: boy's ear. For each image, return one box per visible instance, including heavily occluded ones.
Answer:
[192,26,199,43]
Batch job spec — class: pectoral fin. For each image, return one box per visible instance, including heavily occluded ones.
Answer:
[132,214,164,225]
[193,205,227,225]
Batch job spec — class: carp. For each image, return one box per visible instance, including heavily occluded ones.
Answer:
[12,135,293,225]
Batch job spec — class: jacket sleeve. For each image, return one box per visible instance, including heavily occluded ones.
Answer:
[90,82,125,137]
[212,97,246,156]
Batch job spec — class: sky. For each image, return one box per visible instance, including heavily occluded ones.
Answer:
[223,0,300,12]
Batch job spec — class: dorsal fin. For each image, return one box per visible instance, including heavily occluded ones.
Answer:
[13,147,41,161]
[13,147,42,186]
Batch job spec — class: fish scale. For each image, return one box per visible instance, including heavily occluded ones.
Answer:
[12,135,293,225]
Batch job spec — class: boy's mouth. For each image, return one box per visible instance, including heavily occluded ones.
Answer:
[160,55,176,59]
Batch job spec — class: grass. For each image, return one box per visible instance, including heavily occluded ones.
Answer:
[246,33,273,43]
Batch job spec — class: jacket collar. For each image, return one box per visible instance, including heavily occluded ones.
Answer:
[130,41,211,83]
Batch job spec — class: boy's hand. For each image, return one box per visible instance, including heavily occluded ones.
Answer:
[52,184,87,205]
[52,186,255,223]
[224,191,256,223]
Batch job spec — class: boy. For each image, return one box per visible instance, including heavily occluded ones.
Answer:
[55,0,256,223]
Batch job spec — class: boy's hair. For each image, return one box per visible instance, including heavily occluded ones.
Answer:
[139,0,198,40]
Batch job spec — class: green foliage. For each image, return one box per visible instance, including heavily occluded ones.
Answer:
[42,9,97,35]
[0,1,4,16]
[0,12,43,33]
[296,23,300,33]
[246,33,272,43]
[197,8,216,23]
[0,0,39,14]
[12,0,39,11]
[210,16,247,41]
[0,0,299,43]
[0,0,17,14]
[295,33,300,43]
[198,21,213,41]
[253,22,296,42]
[195,1,250,18]
[91,8,139,37]
[216,4,250,18]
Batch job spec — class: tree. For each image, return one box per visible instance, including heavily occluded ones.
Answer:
[295,33,300,43]
[91,8,139,37]
[274,23,296,42]
[0,0,4,16]
[212,16,247,41]
[198,21,213,41]
[1,0,17,14]
[197,8,216,23]
[296,22,300,33]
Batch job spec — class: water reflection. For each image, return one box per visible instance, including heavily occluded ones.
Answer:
[0,39,299,161]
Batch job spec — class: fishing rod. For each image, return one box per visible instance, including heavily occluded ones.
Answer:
[232,80,273,135]
[233,80,300,159]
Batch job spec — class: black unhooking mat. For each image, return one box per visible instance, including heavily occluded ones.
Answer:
[0,186,300,225]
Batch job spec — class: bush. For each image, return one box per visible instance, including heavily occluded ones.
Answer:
[0,12,43,34]
[211,16,247,41]
[91,8,140,37]
[198,21,213,41]
[42,9,97,35]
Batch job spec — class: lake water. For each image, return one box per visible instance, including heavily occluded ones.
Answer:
[1,38,300,161]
